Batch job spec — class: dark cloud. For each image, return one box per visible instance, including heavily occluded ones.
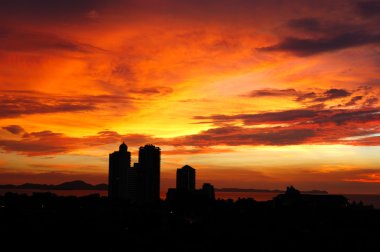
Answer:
[2,125,25,135]
[0,0,109,23]
[286,17,368,35]
[0,0,360,30]
[0,133,70,156]
[260,31,380,56]
[0,90,132,118]
[128,87,173,96]
[247,128,315,145]
[0,128,157,156]
[295,92,317,101]
[112,64,135,79]
[245,88,351,103]
[268,9,380,56]
[364,97,378,107]
[206,38,242,52]
[162,146,234,155]
[194,109,318,124]
[246,88,298,97]
[246,88,351,103]
[0,93,95,118]
[344,96,363,106]
[0,28,105,53]
[196,108,380,126]
[306,103,326,110]
[168,126,315,147]
[356,1,380,18]
[314,88,351,102]
[349,136,380,146]
[0,126,180,156]
[318,109,380,125]
[287,18,321,32]
[1,106,380,156]
[188,107,380,146]
[166,120,379,147]
[245,88,378,110]
[242,110,318,125]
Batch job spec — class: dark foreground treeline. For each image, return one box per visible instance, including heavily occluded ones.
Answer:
[0,192,379,252]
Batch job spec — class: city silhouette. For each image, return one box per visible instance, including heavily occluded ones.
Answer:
[108,143,215,204]
[2,1,380,251]
[1,142,379,251]
[109,142,161,202]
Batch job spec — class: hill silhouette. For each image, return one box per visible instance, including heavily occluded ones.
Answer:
[0,181,327,194]
[215,187,328,194]
[0,180,107,190]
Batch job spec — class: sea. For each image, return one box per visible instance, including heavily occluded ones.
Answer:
[1,189,380,208]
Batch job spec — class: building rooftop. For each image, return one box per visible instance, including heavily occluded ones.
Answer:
[180,165,195,170]
[119,142,128,152]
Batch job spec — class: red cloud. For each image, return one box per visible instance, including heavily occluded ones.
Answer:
[2,125,25,135]
[195,108,380,126]
[0,129,157,156]
[1,110,380,156]
[0,90,133,118]
[1,104,380,156]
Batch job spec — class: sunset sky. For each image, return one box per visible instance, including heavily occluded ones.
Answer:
[1,0,380,193]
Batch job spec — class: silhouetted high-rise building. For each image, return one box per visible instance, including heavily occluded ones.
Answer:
[108,142,132,199]
[202,183,215,200]
[167,165,216,204]
[176,165,195,191]
[126,163,138,201]
[108,142,162,202]
[138,144,161,202]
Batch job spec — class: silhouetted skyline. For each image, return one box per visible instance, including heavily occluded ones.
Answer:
[2,2,380,249]
[176,165,196,192]
[108,142,215,203]
[2,183,379,251]
[1,1,380,195]
[109,143,161,202]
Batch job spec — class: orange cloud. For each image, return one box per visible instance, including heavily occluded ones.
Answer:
[1,0,380,193]
[346,174,380,183]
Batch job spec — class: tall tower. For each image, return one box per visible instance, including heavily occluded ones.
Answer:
[176,165,195,191]
[138,144,161,202]
[202,183,215,200]
[108,142,131,199]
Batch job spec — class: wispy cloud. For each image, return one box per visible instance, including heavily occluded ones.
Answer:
[0,90,133,118]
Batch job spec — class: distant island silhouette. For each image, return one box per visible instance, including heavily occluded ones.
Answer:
[0,180,328,194]
[214,187,328,194]
[0,180,107,190]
